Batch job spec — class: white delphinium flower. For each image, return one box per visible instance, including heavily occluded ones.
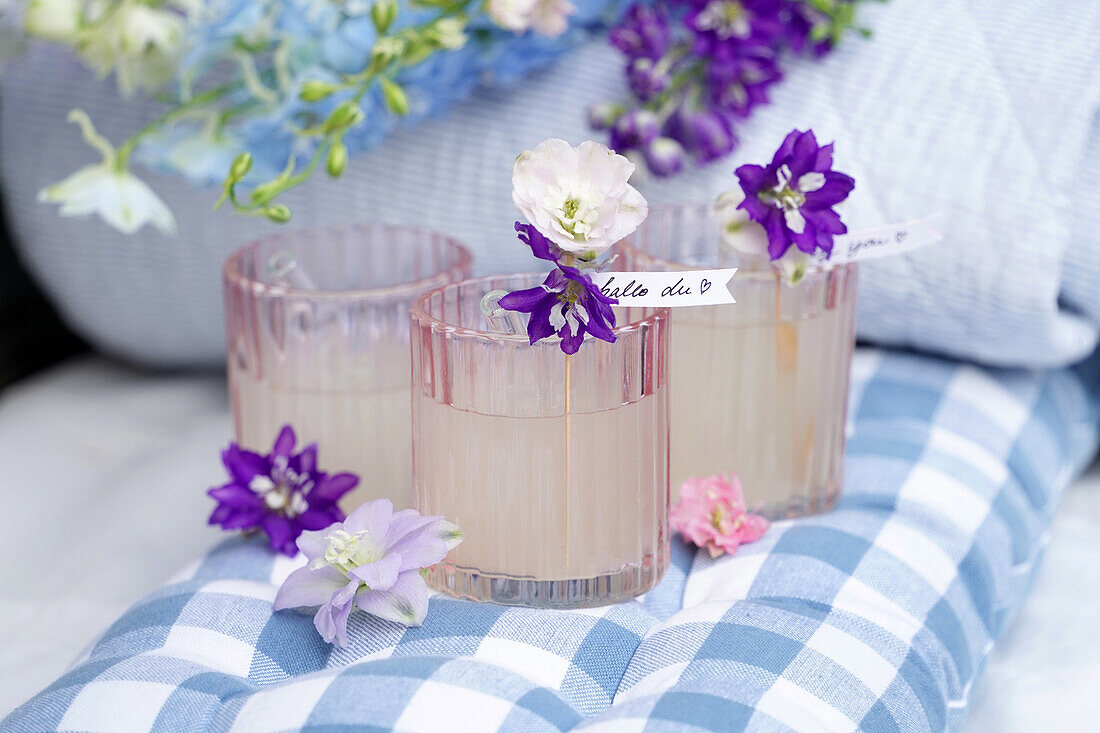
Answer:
[39,110,177,234]
[485,0,574,38]
[78,0,187,96]
[716,188,808,284]
[512,138,648,256]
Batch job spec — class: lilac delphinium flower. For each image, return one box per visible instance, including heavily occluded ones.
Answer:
[735,128,855,259]
[499,262,619,355]
[273,499,464,646]
[208,425,358,556]
[645,137,686,176]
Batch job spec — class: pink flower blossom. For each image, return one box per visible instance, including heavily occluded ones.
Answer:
[671,473,769,558]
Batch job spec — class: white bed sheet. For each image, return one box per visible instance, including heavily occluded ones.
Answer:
[0,355,1097,727]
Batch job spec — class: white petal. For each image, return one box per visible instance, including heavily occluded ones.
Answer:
[798,172,826,193]
[549,302,567,330]
[775,164,792,190]
[784,208,806,234]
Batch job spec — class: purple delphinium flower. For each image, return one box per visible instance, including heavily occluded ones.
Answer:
[705,46,782,117]
[499,265,619,355]
[684,0,785,56]
[500,225,618,355]
[735,128,855,259]
[609,5,672,61]
[208,425,358,556]
[627,58,670,102]
[273,499,463,646]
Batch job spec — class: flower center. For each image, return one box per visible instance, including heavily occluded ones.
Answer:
[248,455,314,519]
[550,191,596,242]
[314,529,379,574]
[764,164,806,212]
[696,1,751,40]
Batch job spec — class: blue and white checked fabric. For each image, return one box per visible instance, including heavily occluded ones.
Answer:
[4,348,1099,732]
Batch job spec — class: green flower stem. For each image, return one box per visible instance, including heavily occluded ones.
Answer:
[221,0,474,221]
[114,82,239,169]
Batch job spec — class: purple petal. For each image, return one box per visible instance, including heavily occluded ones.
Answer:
[272,425,296,457]
[499,286,553,314]
[349,553,402,590]
[208,483,262,509]
[560,327,585,355]
[583,304,617,343]
[296,444,318,474]
[262,514,301,556]
[515,222,559,263]
[209,505,265,531]
[297,506,343,531]
[802,207,847,236]
[735,163,767,194]
[314,579,359,647]
[274,564,347,610]
[343,498,393,538]
[526,295,558,344]
[804,173,855,207]
[221,445,267,485]
[312,473,359,502]
[763,211,790,260]
[788,129,820,178]
[770,129,801,167]
[355,570,432,626]
[813,142,835,172]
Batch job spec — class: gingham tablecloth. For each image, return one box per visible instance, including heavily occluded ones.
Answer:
[5,348,1098,732]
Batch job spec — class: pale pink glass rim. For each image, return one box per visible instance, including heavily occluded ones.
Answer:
[410,272,670,343]
[224,223,474,302]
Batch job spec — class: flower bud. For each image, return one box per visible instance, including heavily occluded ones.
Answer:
[299,80,339,103]
[324,100,365,133]
[586,103,622,131]
[380,78,409,116]
[644,137,685,177]
[249,181,283,206]
[264,204,292,223]
[229,152,252,182]
[326,140,348,177]
[610,109,659,151]
[24,0,82,43]
[370,0,398,34]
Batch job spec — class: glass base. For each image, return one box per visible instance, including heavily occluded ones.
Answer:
[426,551,670,609]
[755,481,841,521]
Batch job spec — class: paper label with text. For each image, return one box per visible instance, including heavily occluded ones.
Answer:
[818,216,941,265]
[590,268,738,308]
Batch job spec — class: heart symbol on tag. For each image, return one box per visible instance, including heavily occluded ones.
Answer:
[700,278,712,294]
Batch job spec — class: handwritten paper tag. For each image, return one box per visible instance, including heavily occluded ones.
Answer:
[591,269,738,308]
[818,216,942,265]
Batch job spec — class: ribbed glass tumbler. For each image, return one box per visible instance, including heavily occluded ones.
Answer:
[224,224,472,510]
[410,275,671,608]
[619,204,858,519]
